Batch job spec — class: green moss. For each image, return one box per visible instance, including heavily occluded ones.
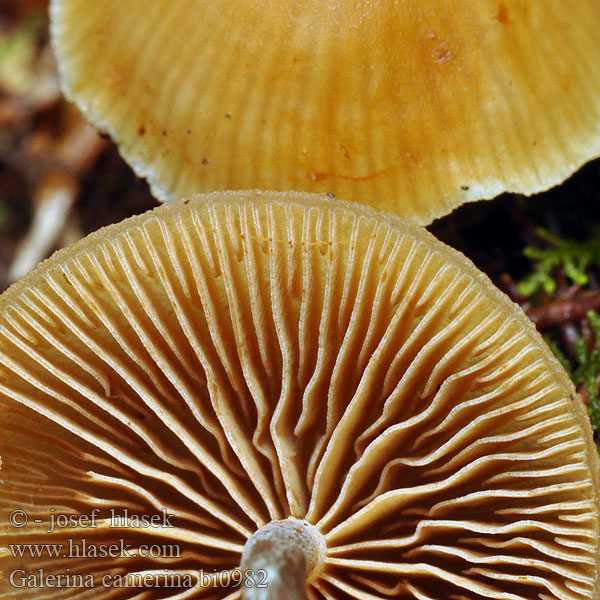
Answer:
[545,311,600,452]
[519,224,600,450]
[574,311,600,436]
[517,227,600,297]
[0,12,46,64]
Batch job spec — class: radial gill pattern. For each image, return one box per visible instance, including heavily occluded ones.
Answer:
[50,0,600,224]
[0,191,599,599]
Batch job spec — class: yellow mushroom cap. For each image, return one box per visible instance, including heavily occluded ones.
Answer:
[0,191,599,598]
[50,1,600,224]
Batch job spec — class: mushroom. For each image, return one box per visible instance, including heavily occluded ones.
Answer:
[0,190,598,599]
[49,1,600,224]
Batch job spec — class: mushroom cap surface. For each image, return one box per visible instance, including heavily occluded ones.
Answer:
[0,190,599,598]
[50,0,600,224]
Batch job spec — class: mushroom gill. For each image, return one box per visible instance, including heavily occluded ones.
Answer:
[0,191,598,599]
[50,1,600,224]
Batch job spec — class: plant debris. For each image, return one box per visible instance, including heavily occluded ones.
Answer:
[0,1,156,287]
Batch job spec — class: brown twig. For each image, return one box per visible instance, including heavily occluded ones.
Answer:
[527,291,600,330]
[7,106,107,281]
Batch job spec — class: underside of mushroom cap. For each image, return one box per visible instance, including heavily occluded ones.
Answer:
[0,190,599,598]
[50,1,600,224]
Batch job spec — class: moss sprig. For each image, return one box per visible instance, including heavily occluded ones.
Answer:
[573,311,600,436]
[517,227,600,298]
[546,310,600,449]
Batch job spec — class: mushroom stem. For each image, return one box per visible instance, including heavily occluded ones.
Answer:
[240,518,325,600]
